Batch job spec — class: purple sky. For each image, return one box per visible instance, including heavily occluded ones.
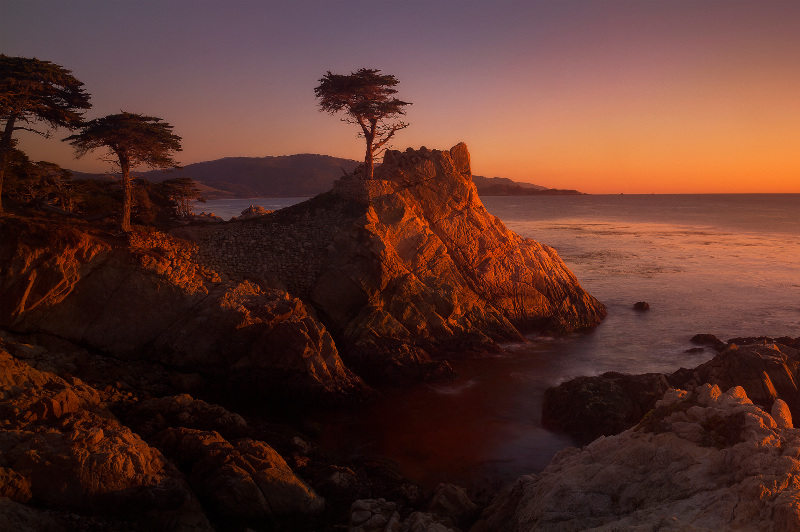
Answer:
[4,0,800,193]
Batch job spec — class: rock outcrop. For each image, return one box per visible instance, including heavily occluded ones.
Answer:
[0,218,368,406]
[0,348,213,530]
[0,143,604,389]
[187,144,605,382]
[479,384,800,531]
[543,339,800,444]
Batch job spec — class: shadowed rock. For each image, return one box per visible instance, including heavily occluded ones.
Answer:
[543,340,800,444]
[481,385,800,531]
[0,219,369,406]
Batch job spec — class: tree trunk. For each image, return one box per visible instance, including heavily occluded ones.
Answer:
[0,115,17,214]
[364,120,377,180]
[119,155,132,232]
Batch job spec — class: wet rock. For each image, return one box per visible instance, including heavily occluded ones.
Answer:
[481,385,800,531]
[691,333,727,351]
[541,371,671,444]
[544,342,800,444]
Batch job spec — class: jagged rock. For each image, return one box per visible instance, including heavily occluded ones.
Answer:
[0,348,213,530]
[427,483,478,530]
[0,465,32,502]
[321,144,605,367]
[0,350,103,428]
[236,205,272,219]
[0,219,369,406]
[479,385,800,531]
[126,393,248,439]
[543,342,800,443]
[347,496,466,532]
[0,144,604,391]
[671,342,800,416]
[348,498,403,531]
[151,427,324,519]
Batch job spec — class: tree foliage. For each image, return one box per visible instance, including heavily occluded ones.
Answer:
[4,146,75,210]
[0,54,91,212]
[314,68,410,180]
[64,112,182,232]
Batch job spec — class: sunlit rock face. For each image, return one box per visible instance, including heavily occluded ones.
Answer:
[0,143,604,389]
[478,384,800,532]
[0,219,368,406]
[313,143,605,381]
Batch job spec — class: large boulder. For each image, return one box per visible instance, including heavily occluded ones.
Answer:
[543,341,800,443]
[541,371,671,445]
[0,219,369,406]
[0,349,212,530]
[479,385,800,531]
[151,427,324,520]
[185,144,605,383]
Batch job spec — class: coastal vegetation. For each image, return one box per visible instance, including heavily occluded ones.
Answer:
[65,112,183,232]
[0,54,91,214]
[314,68,410,180]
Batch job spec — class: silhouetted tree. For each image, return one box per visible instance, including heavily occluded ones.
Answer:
[64,112,181,232]
[159,177,204,218]
[0,55,91,213]
[314,68,410,180]
[5,147,75,210]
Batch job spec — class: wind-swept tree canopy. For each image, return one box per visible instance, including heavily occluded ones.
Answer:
[64,112,182,232]
[0,54,91,213]
[314,68,410,180]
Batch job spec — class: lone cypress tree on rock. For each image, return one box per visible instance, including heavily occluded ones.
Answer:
[314,68,410,180]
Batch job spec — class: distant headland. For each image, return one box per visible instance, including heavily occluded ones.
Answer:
[71,153,585,199]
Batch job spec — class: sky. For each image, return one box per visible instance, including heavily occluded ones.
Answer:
[4,0,800,194]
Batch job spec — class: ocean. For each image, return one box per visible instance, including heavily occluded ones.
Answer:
[199,194,800,491]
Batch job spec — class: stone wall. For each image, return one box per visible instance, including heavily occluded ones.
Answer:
[191,207,348,298]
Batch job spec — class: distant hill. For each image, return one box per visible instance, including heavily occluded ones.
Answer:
[70,154,582,198]
[472,175,547,191]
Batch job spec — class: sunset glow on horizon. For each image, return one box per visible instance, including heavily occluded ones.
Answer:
[4,0,800,194]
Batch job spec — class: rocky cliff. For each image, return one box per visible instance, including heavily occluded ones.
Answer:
[0,218,367,407]
[543,338,800,444]
[0,143,604,389]
[187,143,605,382]
[478,384,800,531]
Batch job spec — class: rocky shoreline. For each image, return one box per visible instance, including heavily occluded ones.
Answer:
[4,143,799,529]
[0,144,607,530]
[5,331,800,531]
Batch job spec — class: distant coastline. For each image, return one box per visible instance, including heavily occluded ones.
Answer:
[70,153,585,199]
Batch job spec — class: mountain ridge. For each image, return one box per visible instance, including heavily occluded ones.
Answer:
[70,153,583,198]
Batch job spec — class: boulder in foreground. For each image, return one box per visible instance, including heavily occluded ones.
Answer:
[480,384,800,531]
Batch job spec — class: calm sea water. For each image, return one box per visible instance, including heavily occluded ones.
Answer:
[202,194,800,491]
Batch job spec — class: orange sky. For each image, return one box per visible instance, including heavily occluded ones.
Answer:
[4,1,800,194]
